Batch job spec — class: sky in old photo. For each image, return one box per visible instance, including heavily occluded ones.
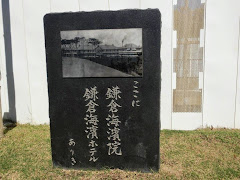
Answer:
[61,28,142,47]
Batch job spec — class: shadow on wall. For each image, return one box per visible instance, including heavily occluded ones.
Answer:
[1,0,16,122]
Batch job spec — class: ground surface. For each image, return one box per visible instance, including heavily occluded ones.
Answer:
[0,125,240,179]
[62,57,131,77]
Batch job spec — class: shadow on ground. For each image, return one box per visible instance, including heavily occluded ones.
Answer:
[3,119,16,134]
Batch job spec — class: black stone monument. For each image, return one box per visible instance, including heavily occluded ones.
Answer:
[44,9,161,172]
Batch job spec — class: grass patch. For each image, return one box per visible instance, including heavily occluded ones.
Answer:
[0,125,240,179]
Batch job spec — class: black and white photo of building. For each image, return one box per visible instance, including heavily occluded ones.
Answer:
[61,29,143,77]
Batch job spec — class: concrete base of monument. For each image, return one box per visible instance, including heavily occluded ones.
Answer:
[62,57,132,78]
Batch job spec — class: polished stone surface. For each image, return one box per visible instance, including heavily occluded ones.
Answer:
[44,9,161,172]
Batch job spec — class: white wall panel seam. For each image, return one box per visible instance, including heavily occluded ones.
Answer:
[108,0,140,10]
[234,17,240,128]
[202,0,207,128]
[108,0,110,10]
[21,0,33,123]
[171,0,174,130]
[49,0,52,13]
[78,0,81,11]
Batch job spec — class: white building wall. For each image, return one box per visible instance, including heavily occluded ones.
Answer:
[0,0,239,129]
[80,0,108,11]
[203,0,240,128]
[8,0,32,123]
[22,0,50,124]
[234,17,240,129]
